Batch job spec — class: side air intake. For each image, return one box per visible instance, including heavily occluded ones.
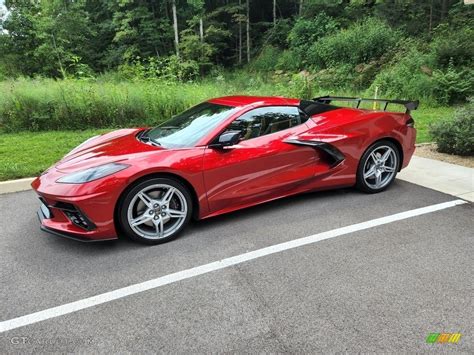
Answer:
[284,139,345,167]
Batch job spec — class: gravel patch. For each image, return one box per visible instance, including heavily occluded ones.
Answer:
[415,143,474,168]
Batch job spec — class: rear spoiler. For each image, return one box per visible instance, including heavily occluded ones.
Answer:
[313,96,419,114]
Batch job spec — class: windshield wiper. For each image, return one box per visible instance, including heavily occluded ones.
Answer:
[143,137,162,147]
[139,129,161,146]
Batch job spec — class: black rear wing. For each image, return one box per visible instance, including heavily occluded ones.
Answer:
[313,96,419,114]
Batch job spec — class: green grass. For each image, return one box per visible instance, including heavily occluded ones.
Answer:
[0,77,302,132]
[411,106,455,143]
[0,130,105,181]
[0,76,360,132]
[0,77,459,181]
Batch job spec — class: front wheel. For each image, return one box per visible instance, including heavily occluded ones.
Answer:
[356,140,400,193]
[119,177,193,245]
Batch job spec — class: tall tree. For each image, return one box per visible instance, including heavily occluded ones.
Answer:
[0,1,40,76]
[106,1,172,65]
[441,0,448,20]
[199,17,204,42]
[238,0,242,64]
[273,0,277,25]
[1,0,96,77]
[171,0,179,57]
[429,0,434,32]
[0,4,6,29]
[0,0,468,78]
[246,0,250,63]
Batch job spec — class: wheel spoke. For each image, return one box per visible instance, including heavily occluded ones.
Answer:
[131,213,152,227]
[380,149,391,162]
[370,152,379,163]
[375,171,382,187]
[160,187,176,205]
[154,217,164,238]
[383,166,395,173]
[364,166,376,179]
[168,209,186,218]
[137,192,153,208]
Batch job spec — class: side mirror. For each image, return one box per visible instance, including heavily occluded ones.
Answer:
[209,130,241,149]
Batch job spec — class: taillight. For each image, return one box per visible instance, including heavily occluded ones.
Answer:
[406,117,415,127]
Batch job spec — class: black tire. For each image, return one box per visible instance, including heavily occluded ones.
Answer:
[118,177,193,245]
[356,140,400,194]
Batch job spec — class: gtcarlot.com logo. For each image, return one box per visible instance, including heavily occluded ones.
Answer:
[10,336,93,346]
[426,333,462,344]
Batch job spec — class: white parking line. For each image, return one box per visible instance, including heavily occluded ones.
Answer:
[0,199,468,333]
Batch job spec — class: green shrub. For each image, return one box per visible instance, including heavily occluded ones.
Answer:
[369,45,435,101]
[275,50,303,72]
[250,46,280,72]
[0,65,6,81]
[265,19,292,49]
[430,23,474,68]
[179,29,215,74]
[161,56,199,81]
[314,65,355,90]
[369,38,473,104]
[118,56,199,82]
[288,73,313,100]
[287,13,339,65]
[308,18,401,68]
[67,55,95,80]
[432,61,474,105]
[430,99,474,156]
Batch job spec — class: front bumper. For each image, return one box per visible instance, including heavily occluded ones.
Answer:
[37,204,116,242]
[32,168,125,242]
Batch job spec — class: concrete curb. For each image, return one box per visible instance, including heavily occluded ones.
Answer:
[0,177,35,195]
[397,156,473,202]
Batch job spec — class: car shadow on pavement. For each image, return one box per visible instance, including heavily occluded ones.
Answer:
[31,180,420,253]
[36,187,355,254]
[190,187,355,231]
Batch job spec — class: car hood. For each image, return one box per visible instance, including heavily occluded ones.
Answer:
[55,128,162,173]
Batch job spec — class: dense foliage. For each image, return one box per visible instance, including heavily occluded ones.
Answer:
[430,99,474,156]
[0,74,318,131]
[0,1,472,105]
[0,0,473,155]
[0,77,454,146]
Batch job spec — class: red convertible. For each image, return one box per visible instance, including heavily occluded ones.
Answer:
[32,95,418,244]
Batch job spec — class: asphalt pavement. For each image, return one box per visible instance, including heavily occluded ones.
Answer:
[0,180,472,353]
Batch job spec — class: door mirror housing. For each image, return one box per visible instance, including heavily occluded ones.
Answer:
[209,131,241,149]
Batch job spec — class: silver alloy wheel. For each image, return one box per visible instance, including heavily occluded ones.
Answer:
[363,145,398,189]
[127,184,188,240]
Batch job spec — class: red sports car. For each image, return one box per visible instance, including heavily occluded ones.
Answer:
[32,95,418,244]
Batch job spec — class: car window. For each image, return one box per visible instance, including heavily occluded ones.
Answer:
[147,102,237,148]
[224,106,308,141]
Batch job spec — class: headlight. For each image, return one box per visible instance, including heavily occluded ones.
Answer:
[57,163,130,184]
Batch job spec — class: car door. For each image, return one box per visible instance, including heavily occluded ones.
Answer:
[202,106,318,213]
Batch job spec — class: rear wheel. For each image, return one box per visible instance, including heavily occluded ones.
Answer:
[119,177,192,245]
[356,140,400,193]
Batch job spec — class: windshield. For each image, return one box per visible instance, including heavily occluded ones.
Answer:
[146,102,237,148]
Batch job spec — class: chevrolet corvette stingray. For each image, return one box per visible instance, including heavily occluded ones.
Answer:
[32,95,418,244]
